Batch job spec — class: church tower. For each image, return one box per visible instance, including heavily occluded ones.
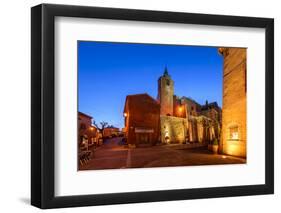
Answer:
[157,67,174,116]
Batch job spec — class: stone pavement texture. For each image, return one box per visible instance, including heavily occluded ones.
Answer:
[79,137,246,171]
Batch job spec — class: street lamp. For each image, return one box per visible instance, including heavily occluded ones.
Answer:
[178,106,183,116]
[179,106,183,112]
[124,112,128,117]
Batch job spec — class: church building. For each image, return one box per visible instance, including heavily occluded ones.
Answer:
[123,67,222,147]
[158,68,221,144]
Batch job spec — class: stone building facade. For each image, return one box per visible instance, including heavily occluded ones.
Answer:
[219,47,247,158]
[160,115,187,143]
[124,68,221,146]
[158,67,174,116]
[157,69,221,144]
[157,68,189,143]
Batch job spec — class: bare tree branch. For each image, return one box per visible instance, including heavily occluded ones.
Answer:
[93,121,109,137]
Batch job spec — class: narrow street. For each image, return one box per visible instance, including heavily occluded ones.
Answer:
[79,138,246,170]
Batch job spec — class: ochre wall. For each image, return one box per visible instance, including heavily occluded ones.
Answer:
[160,115,187,143]
[188,116,217,143]
[220,48,247,157]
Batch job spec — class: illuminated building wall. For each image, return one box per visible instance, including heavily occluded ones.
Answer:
[219,48,247,157]
[160,115,187,143]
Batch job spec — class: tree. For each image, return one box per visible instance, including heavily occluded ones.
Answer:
[93,121,108,137]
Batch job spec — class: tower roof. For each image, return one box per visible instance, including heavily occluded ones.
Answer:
[163,66,170,77]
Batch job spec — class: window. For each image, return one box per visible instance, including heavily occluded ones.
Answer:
[80,123,86,130]
[166,79,170,86]
[229,125,239,140]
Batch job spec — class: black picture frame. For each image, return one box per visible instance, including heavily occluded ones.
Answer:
[31,3,274,209]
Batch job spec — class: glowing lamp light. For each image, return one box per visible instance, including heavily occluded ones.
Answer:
[124,112,128,117]
[178,106,183,114]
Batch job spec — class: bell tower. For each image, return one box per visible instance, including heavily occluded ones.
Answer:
[157,67,174,116]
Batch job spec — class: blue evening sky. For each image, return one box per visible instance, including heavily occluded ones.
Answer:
[78,41,223,128]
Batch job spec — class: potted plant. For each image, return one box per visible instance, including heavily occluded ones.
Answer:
[211,138,219,154]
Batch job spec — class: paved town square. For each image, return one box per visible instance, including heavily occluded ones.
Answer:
[80,137,245,170]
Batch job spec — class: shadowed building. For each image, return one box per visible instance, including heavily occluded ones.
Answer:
[103,126,120,138]
[123,94,160,147]
[219,47,247,158]
[78,112,98,150]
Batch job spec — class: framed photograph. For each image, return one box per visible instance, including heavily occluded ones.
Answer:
[31,4,274,209]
